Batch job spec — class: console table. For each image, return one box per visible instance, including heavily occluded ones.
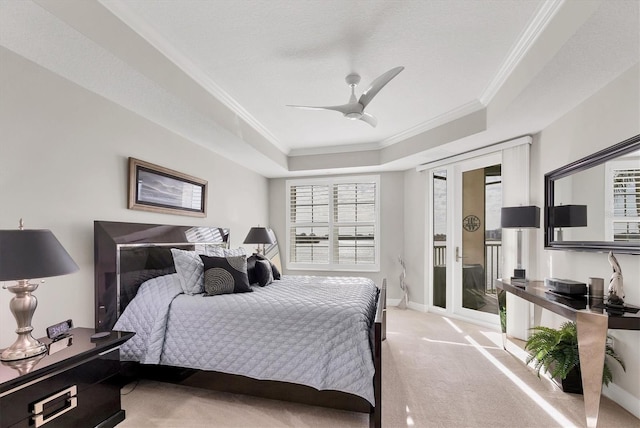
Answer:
[495,279,639,428]
[0,328,134,428]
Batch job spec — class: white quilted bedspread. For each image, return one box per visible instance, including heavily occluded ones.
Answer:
[115,274,379,404]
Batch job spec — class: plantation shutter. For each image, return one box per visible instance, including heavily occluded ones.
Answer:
[612,168,640,242]
[287,176,379,270]
[289,184,329,264]
[333,182,377,265]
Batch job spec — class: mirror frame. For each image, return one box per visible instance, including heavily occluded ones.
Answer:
[544,134,640,254]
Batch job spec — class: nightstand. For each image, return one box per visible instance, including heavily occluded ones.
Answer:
[0,328,134,428]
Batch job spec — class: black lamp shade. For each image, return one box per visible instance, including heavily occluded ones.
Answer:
[550,205,587,228]
[243,227,275,245]
[0,230,79,281]
[501,206,540,229]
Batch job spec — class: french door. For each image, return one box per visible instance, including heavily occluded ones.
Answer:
[428,153,502,325]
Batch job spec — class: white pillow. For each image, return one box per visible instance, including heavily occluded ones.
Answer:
[170,247,246,294]
[171,249,204,295]
[207,246,247,257]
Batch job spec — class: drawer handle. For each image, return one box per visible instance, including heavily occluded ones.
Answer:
[32,385,77,427]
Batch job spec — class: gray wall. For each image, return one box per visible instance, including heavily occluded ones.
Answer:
[269,172,404,296]
[0,48,269,345]
[530,64,640,407]
[394,64,639,413]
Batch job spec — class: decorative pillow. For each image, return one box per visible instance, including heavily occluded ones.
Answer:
[270,261,281,280]
[254,259,274,287]
[200,255,252,296]
[247,253,280,284]
[171,249,204,295]
[207,246,247,257]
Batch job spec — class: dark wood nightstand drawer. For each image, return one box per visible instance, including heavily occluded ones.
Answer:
[1,329,134,428]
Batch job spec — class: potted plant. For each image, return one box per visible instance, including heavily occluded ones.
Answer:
[525,321,625,393]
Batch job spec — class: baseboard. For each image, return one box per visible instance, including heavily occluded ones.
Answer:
[407,301,427,312]
[386,299,427,312]
[603,382,640,419]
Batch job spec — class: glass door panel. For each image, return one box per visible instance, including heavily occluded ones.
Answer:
[432,169,447,308]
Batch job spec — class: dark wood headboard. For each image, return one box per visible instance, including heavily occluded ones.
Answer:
[94,221,230,332]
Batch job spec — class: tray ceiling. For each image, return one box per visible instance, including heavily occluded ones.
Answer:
[1,0,638,176]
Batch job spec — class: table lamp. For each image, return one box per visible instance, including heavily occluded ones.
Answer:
[243,226,275,255]
[501,206,540,283]
[550,205,587,241]
[0,220,79,361]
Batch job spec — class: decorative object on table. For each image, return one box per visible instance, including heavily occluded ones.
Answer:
[398,256,408,309]
[501,205,540,283]
[0,220,79,361]
[128,157,207,217]
[525,321,625,393]
[607,251,625,306]
[550,204,587,241]
[243,226,275,255]
[588,277,604,307]
[544,278,587,295]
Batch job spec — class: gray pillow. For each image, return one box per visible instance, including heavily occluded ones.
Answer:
[170,249,204,295]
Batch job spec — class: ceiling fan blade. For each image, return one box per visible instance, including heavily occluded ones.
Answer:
[359,112,378,127]
[286,104,354,115]
[358,66,404,108]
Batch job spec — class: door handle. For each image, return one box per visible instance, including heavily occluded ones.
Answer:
[455,247,467,263]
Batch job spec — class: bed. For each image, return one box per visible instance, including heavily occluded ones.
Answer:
[94,221,385,428]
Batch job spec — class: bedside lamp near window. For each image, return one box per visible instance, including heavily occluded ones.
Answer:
[0,220,79,361]
[243,226,275,255]
[501,206,540,283]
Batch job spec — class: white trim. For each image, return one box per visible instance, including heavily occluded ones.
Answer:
[604,159,640,241]
[407,301,428,312]
[479,0,564,105]
[379,100,485,149]
[386,298,401,307]
[603,382,640,420]
[100,0,288,154]
[416,136,531,172]
[285,175,381,272]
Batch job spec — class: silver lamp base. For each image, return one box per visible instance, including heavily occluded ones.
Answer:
[1,280,48,362]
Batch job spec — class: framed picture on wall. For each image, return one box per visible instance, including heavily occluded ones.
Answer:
[128,157,207,217]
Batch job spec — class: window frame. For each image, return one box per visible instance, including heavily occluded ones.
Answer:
[286,175,381,272]
[605,159,640,242]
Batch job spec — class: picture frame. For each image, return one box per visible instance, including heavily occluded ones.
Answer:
[128,157,207,217]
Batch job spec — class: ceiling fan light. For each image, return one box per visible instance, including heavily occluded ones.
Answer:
[345,112,362,120]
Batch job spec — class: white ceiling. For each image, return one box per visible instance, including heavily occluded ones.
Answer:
[1,0,638,177]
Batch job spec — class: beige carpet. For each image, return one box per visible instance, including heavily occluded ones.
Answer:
[119,308,638,427]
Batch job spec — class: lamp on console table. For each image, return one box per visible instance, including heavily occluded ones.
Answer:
[0,219,79,361]
[501,206,540,284]
[550,204,587,241]
[243,226,275,255]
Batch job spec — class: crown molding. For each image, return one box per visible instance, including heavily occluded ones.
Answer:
[288,141,382,157]
[379,99,485,148]
[479,0,564,105]
[99,0,289,154]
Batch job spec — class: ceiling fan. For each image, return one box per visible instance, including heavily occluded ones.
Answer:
[287,66,404,127]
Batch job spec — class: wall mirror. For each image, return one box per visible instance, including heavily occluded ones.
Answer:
[544,134,640,254]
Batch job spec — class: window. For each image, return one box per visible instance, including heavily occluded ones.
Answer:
[286,176,380,271]
[606,160,640,242]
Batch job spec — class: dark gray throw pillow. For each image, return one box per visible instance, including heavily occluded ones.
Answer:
[254,259,274,287]
[248,253,281,283]
[199,255,252,296]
